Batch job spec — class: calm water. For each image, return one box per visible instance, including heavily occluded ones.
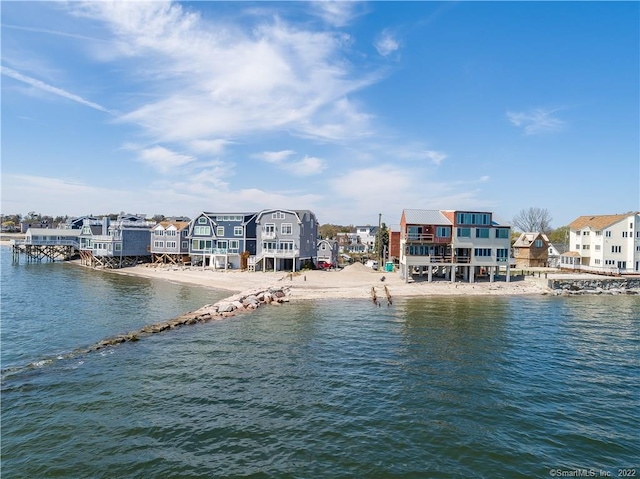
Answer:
[1,248,638,478]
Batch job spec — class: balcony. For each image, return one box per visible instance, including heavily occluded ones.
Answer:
[261,248,299,258]
[262,231,276,239]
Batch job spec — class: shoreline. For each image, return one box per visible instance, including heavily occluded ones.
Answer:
[105,262,551,301]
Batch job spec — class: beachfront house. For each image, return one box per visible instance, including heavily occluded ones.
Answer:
[512,232,550,268]
[317,238,339,266]
[398,209,512,283]
[355,225,378,253]
[187,212,258,269]
[252,209,318,272]
[150,218,191,264]
[78,214,155,268]
[336,232,366,254]
[560,212,640,274]
[547,243,567,268]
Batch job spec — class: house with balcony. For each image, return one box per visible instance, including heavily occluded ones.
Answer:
[355,225,378,253]
[560,212,640,274]
[512,232,550,268]
[187,212,258,269]
[78,214,155,268]
[150,218,191,264]
[399,209,512,283]
[252,209,317,272]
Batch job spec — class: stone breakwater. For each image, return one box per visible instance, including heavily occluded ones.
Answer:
[547,277,640,295]
[90,285,291,350]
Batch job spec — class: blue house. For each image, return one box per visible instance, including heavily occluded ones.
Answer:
[187,212,258,269]
[78,214,155,268]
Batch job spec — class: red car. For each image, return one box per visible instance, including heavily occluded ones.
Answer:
[317,260,334,270]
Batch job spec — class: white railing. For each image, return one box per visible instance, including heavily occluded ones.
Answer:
[262,232,276,239]
[13,239,79,247]
[261,248,299,257]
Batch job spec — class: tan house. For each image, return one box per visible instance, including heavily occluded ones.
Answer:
[512,232,550,268]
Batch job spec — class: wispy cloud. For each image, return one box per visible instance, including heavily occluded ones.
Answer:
[255,150,326,176]
[71,1,377,143]
[1,65,114,114]
[135,146,196,174]
[424,150,447,165]
[256,150,296,164]
[507,108,565,135]
[310,1,362,27]
[375,29,400,57]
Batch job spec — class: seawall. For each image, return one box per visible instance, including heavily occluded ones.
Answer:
[547,277,640,295]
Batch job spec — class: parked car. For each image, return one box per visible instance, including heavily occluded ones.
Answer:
[317,260,334,270]
[365,260,379,271]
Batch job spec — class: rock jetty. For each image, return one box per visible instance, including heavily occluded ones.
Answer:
[547,277,640,295]
[89,285,291,351]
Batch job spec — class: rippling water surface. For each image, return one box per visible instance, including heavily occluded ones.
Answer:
[2,248,638,478]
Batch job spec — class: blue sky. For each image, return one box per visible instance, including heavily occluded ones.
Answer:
[2,1,638,228]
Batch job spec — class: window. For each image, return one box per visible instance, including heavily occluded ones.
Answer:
[217,226,224,237]
[217,240,228,250]
[575,244,580,250]
[456,213,490,225]
[194,226,211,236]
[457,228,471,238]
[264,224,275,236]
[595,231,602,236]
[605,260,615,266]
[234,226,243,236]
[408,226,422,240]
[496,248,509,260]
[534,239,543,247]
[436,226,450,237]
[154,229,164,236]
[583,231,590,236]
[280,241,294,251]
[605,231,611,237]
[636,246,640,252]
[192,239,212,251]
[623,231,629,238]
[594,259,601,265]
[166,241,177,248]
[229,240,239,252]
[576,231,581,236]
[475,228,490,238]
[582,245,590,250]
[272,211,285,219]
[495,228,509,239]
[198,217,207,224]
[611,245,621,253]
[114,243,121,251]
[182,241,188,249]
[595,245,601,251]
[182,230,188,237]
[474,248,492,257]
[154,241,164,248]
[281,223,293,235]
[166,230,176,236]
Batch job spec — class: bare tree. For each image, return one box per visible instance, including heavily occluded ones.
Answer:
[512,207,552,233]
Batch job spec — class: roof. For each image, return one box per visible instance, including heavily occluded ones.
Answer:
[157,221,190,230]
[561,251,581,257]
[27,228,81,236]
[568,213,637,231]
[513,232,546,247]
[402,209,452,225]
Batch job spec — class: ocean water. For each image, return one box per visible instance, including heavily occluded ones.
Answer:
[1,247,639,478]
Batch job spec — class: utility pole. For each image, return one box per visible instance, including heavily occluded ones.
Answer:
[378,213,382,266]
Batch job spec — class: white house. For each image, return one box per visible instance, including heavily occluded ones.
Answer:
[560,212,640,274]
[355,225,378,253]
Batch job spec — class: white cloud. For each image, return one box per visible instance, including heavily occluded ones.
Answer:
[424,150,447,165]
[310,1,362,27]
[188,139,233,155]
[256,150,296,164]
[70,1,377,144]
[1,65,113,114]
[374,29,400,57]
[289,155,327,176]
[136,146,196,173]
[507,108,565,135]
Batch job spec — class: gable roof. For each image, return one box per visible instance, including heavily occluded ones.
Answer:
[402,209,452,225]
[157,221,190,231]
[513,232,547,247]
[568,213,636,231]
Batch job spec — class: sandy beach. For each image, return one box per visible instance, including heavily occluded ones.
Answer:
[112,262,551,301]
